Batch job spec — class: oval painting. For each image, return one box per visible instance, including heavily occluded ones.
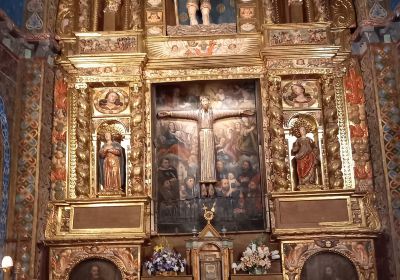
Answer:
[69,258,122,280]
[94,88,129,115]
[300,252,358,280]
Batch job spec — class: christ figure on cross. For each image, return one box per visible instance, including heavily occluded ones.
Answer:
[158,96,255,183]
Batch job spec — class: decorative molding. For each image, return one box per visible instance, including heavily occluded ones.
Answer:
[50,245,140,280]
[323,76,345,189]
[330,0,356,28]
[51,69,68,200]
[0,97,10,245]
[282,239,377,280]
[166,23,236,36]
[344,59,373,191]
[267,75,288,191]
[146,36,260,58]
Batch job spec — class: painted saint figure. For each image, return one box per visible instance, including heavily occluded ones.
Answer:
[98,132,125,192]
[99,90,123,111]
[285,83,314,108]
[291,119,319,185]
[158,96,254,183]
[87,264,105,280]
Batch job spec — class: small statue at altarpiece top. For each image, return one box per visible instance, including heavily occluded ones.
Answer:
[157,96,255,183]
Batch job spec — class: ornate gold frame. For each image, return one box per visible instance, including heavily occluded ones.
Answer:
[281,239,377,280]
[45,198,149,240]
[143,65,269,233]
[49,244,140,280]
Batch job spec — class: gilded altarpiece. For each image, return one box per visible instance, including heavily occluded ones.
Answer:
[45,0,383,279]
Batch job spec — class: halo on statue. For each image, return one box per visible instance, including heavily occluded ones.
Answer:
[97,122,125,142]
[290,117,316,138]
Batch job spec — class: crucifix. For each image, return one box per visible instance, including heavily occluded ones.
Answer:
[158,96,255,183]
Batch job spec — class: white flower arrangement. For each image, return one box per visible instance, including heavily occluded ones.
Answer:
[233,238,280,274]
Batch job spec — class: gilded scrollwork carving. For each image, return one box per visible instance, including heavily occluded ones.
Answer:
[50,245,140,280]
[129,0,142,29]
[362,192,381,232]
[68,85,78,199]
[263,0,274,23]
[345,60,373,191]
[261,77,272,192]
[350,197,362,225]
[78,0,91,31]
[268,75,289,191]
[56,0,74,35]
[51,69,68,200]
[330,0,356,28]
[60,208,71,232]
[104,0,122,13]
[144,82,152,197]
[130,83,145,196]
[334,73,354,189]
[45,204,57,238]
[321,76,344,189]
[73,83,91,198]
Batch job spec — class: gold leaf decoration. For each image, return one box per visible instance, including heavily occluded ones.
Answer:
[331,0,356,28]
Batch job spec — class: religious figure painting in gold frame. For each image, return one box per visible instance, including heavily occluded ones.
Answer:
[300,252,358,280]
[93,88,129,115]
[152,80,265,233]
[69,258,122,280]
[281,80,320,109]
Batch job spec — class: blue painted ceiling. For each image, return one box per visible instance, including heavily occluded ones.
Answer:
[0,0,25,27]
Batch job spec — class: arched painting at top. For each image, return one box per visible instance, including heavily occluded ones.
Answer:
[69,258,122,280]
[300,252,358,280]
[153,79,265,233]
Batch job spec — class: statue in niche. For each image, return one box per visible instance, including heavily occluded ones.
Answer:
[158,96,254,183]
[187,0,211,25]
[98,130,126,193]
[168,0,236,26]
[290,118,319,186]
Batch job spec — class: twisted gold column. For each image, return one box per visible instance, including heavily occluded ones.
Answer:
[92,0,100,31]
[123,0,129,30]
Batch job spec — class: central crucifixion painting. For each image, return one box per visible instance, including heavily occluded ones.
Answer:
[153,80,265,233]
